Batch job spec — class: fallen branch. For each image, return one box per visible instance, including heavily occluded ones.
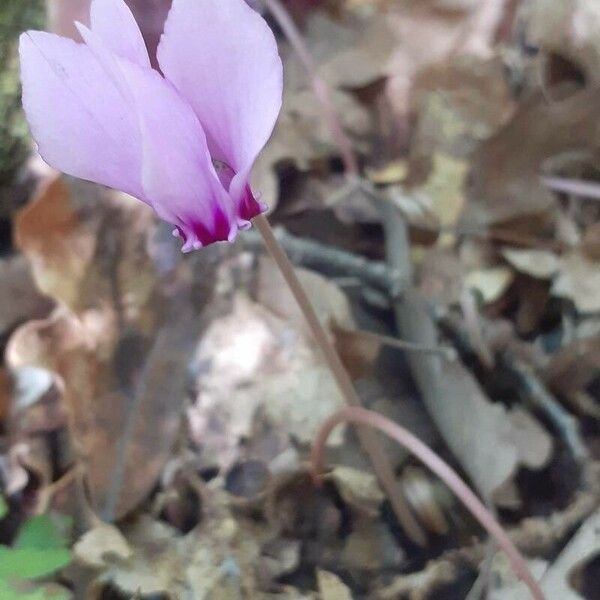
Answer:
[240,226,402,295]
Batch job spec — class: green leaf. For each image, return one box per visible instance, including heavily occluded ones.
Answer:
[15,516,68,550]
[0,578,69,600]
[0,494,7,520]
[0,547,72,580]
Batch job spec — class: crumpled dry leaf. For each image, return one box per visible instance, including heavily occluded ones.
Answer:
[462,86,600,227]
[409,57,514,165]
[253,86,370,210]
[420,356,553,503]
[502,246,600,313]
[6,304,202,519]
[8,174,209,519]
[189,295,346,470]
[16,176,157,316]
[309,12,396,89]
[528,0,600,82]
[76,487,298,599]
[386,1,509,119]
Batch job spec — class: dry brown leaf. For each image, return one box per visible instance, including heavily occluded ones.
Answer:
[6,305,201,519]
[463,87,600,227]
[386,1,508,120]
[16,176,157,316]
[8,174,206,518]
[410,57,514,164]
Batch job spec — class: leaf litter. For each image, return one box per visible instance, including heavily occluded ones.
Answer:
[1,0,600,598]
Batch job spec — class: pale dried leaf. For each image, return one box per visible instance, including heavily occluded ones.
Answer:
[317,570,353,600]
[465,266,514,304]
[74,524,133,569]
[328,466,384,516]
[552,252,600,313]
[502,248,561,279]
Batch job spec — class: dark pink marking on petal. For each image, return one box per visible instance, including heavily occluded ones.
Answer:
[238,185,265,221]
[177,204,233,250]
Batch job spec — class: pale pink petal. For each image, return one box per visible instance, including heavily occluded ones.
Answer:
[117,61,237,250]
[77,22,236,249]
[90,0,150,67]
[157,0,282,211]
[19,31,143,199]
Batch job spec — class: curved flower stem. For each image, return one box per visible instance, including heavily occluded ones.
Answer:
[262,0,359,176]
[311,406,546,600]
[253,214,427,546]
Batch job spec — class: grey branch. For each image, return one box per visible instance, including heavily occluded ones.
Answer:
[240,226,405,296]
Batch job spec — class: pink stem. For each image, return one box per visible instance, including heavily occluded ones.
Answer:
[263,0,359,176]
[311,407,546,600]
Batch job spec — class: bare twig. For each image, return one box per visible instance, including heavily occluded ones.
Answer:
[501,354,590,465]
[311,407,546,600]
[253,213,427,546]
[439,311,590,468]
[340,327,457,360]
[541,176,600,201]
[240,226,402,295]
[262,0,359,176]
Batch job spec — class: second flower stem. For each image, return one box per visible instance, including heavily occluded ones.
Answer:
[253,213,427,546]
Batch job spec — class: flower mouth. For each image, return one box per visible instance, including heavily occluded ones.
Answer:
[212,159,267,224]
[175,204,233,251]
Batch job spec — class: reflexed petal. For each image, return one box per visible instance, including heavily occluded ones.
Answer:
[90,0,150,67]
[116,59,237,250]
[157,0,283,205]
[19,31,143,199]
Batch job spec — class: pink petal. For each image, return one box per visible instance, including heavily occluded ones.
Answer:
[157,0,282,211]
[78,22,237,250]
[124,60,237,249]
[19,31,144,199]
[90,0,150,68]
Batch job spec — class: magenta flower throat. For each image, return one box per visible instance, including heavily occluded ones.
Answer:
[19,0,283,251]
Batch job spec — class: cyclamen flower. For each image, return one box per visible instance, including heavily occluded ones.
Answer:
[20,0,283,251]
